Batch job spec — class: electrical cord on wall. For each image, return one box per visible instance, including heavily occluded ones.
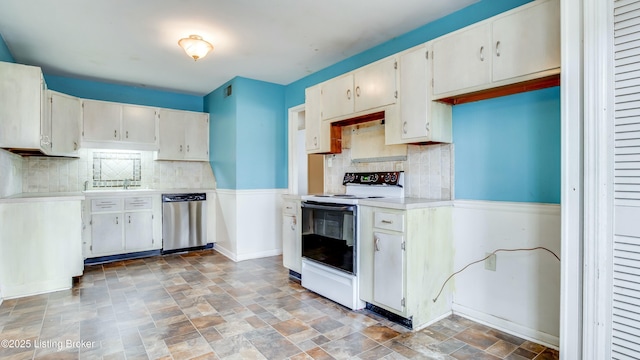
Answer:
[432,247,561,303]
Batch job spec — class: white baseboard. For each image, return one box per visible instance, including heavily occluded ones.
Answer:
[1,278,72,300]
[213,244,237,262]
[452,304,559,349]
[236,249,282,262]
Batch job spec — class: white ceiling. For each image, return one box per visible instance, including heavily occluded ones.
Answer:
[0,0,477,96]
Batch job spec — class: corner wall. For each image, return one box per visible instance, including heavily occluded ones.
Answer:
[204,77,287,261]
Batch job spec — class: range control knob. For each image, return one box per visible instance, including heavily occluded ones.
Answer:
[391,173,397,182]
[384,173,390,182]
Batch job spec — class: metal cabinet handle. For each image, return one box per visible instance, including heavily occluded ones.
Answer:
[291,216,297,230]
[355,86,361,97]
[187,145,190,152]
[347,89,351,100]
[126,130,129,139]
[496,41,501,57]
[381,219,393,224]
[73,141,78,151]
[403,121,407,134]
[115,216,119,225]
[314,136,318,146]
[128,216,131,224]
[179,145,183,152]
[480,46,484,61]
[374,237,380,252]
[114,130,117,138]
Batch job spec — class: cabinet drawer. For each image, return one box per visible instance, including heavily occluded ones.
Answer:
[91,198,124,212]
[374,211,405,232]
[125,197,153,210]
[282,201,298,215]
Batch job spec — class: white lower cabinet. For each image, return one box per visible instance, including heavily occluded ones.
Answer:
[282,199,302,273]
[85,195,161,258]
[360,205,453,329]
[373,232,405,312]
[91,212,125,254]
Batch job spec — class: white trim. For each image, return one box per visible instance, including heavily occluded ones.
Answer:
[560,0,585,358]
[288,104,306,195]
[213,244,237,262]
[215,188,287,196]
[237,249,283,262]
[453,305,559,350]
[582,0,615,359]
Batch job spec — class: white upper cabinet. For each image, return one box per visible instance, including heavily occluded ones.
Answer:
[432,24,492,96]
[321,74,354,120]
[45,91,82,157]
[156,108,210,161]
[491,0,560,82]
[354,57,398,113]
[0,62,45,151]
[122,105,157,145]
[432,0,560,100]
[305,84,332,154]
[320,56,398,121]
[394,43,452,144]
[82,99,159,150]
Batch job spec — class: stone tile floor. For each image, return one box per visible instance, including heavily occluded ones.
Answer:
[0,250,559,359]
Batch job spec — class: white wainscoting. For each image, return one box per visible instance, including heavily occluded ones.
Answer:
[214,189,286,262]
[451,200,561,348]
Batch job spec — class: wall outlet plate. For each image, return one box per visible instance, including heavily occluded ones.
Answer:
[485,252,496,271]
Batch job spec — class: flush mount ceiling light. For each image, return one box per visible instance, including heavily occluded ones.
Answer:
[178,35,213,61]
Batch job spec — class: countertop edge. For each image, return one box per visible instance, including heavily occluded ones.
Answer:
[0,188,217,203]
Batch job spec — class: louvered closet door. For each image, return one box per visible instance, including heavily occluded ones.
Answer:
[614,1,640,358]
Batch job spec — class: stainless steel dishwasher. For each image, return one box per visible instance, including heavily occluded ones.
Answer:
[162,193,207,253]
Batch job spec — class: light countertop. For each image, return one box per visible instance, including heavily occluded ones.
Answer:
[358,197,453,210]
[0,188,217,204]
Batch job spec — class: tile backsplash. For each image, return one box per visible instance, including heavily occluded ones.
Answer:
[324,126,453,199]
[93,152,142,188]
[14,149,216,193]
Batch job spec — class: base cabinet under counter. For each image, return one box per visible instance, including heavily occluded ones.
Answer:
[83,194,162,258]
[359,205,453,329]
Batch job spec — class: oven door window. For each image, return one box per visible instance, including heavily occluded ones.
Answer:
[301,202,356,274]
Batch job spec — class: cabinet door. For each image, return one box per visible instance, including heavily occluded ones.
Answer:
[373,232,405,312]
[122,105,157,145]
[321,74,354,120]
[305,85,322,152]
[432,23,492,96]
[282,213,302,273]
[124,211,154,251]
[354,57,397,113]
[184,113,210,161]
[91,213,124,255]
[492,0,560,82]
[399,46,429,140]
[0,62,43,149]
[83,100,121,142]
[157,109,186,160]
[49,91,81,156]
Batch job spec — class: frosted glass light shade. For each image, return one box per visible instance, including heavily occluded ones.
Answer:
[178,35,213,61]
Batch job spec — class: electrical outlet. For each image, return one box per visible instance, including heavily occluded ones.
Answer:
[327,156,333,168]
[485,253,496,271]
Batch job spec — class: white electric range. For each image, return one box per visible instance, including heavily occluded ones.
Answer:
[299,171,404,310]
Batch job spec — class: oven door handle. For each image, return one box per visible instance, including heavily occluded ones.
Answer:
[302,202,356,212]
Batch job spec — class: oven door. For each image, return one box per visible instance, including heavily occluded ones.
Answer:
[301,201,357,274]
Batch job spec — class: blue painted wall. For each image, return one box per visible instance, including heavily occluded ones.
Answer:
[45,75,203,112]
[205,79,238,189]
[0,33,15,63]
[235,78,286,189]
[204,77,286,190]
[453,87,561,203]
